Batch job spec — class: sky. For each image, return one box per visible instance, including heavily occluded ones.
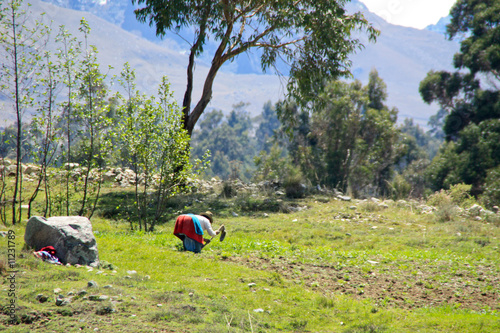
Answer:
[361,0,457,29]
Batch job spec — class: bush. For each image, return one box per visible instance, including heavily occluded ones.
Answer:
[221,181,237,198]
[390,174,411,200]
[434,204,460,222]
[480,166,500,210]
[283,166,306,199]
[427,183,476,208]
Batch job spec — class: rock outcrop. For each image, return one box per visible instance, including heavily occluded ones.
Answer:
[24,216,100,267]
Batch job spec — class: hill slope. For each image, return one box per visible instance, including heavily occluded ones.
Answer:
[2,0,459,128]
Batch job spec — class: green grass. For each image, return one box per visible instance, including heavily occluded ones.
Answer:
[1,190,499,332]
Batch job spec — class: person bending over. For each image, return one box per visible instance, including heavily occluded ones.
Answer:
[173,211,223,253]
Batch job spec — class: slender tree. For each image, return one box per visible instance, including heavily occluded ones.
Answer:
[74,19,113,218]
[55,25,83,215]
[0,0,49,224]
[117,64,197,231]
[27,50,61,218]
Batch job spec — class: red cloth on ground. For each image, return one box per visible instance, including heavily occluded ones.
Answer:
[40,246,57,256]
[173,215,204,245]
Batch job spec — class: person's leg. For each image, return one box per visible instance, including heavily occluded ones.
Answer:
[183,237,203,253]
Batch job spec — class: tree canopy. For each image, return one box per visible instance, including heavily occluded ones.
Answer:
[419,0,500,197]
[278,69,402,196]
[132,0,378,134]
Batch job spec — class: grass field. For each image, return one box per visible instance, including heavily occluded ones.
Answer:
[1,187,499,332]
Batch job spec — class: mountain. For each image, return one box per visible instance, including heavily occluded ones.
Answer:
[425,16,451,36]
[2,0,460,129]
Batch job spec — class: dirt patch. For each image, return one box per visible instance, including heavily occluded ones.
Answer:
[226,256,500,311]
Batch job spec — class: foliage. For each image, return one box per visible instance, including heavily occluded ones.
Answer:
[279,69,402,197]
[480,165,500,209]
[426,183,475,209]
[27,49,62,218]
[425,120,500,195]
[419,0,500,196]
[391,118,442,199]
[0,5,205,225]
[132,0,378,134]
[72,19,114,218]
[253,143,294,185]
[116,64,198,231]
[0,0,50,224]
[283,164,306,199]
[55,24,84,216]
[255,101,281,153]
[191,103,256,181]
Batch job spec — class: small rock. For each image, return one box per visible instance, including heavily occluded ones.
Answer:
[338,195,351,201]
[231,212,239,217]
[189,292,194,297]
[253,308,264,313]
[78,290,88,296]
[88,281,98,288]
[53,288,63,294]
[36,294,48,303]
[157,304,163,307]
[89,295,108,301]
[126,270,137,275]
[367,260,379,264]
[345,233,351,236]
[104,285,112,289]
[56,298,70,306]
[248,283,257,287]
[263,213,269,218]
[349,206,357,210]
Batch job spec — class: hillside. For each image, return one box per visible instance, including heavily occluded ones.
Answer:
[1,0,459,128]
[0,0,284,125]
[1,179,499,331]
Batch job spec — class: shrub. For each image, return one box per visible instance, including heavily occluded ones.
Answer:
[427,183,476,208]
[221,181,237,198]
[283,165,306,199]
[480,166,500,210]
[426,189,452,208]
[448,183,476,208]
[434,204,460,222]
[390,174,411,200]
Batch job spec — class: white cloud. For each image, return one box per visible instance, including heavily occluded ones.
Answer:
[361,0,457,29]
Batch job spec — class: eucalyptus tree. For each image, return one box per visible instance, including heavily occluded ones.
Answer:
[279,70,402,196]
[419,0,500,196]
[0,0,50,224]
[133,0,378,135]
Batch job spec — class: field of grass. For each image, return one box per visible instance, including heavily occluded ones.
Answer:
[1,186,499,332]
